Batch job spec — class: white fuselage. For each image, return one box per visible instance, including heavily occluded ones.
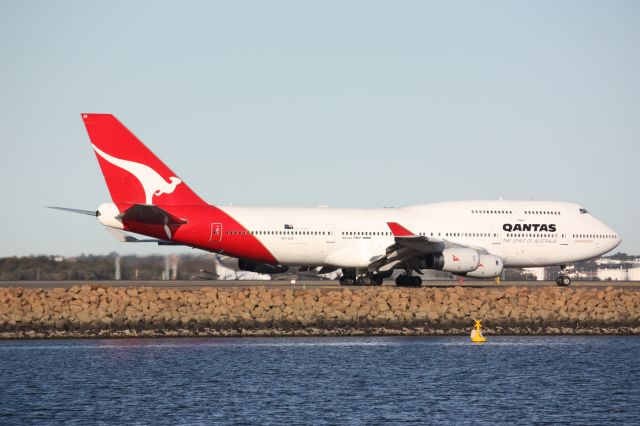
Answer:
[221,200,620,269]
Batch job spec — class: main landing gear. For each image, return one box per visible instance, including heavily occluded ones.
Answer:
[555,265,572,287]
[339,271,384,286]
[395,267,423,287]
[395,274,422,287]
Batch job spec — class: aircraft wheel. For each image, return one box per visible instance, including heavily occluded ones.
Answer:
[371,276,384,286]
[340,276,355,286]
[356,276,371,286]
[411,276,423,287]
[395,274,409,287]
[556,275,571,287]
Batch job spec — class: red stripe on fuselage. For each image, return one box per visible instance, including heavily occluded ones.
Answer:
[116,203,278,264]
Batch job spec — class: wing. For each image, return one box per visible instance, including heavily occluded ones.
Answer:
[370,222,484,272]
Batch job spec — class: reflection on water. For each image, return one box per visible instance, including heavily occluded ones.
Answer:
[0,336,638,425]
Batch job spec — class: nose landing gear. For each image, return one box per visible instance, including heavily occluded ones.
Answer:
[555,265,572,286]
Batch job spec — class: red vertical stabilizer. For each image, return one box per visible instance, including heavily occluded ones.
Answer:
[81,113,205,206]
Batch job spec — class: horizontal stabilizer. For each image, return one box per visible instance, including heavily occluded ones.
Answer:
[105,227,145,242]
[47,206,97,216]
[104,227,181,245]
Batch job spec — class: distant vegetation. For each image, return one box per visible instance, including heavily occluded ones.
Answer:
[608,252,635,261]
[0,253,217,281]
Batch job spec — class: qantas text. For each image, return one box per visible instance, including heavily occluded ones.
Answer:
[503,223,557,232]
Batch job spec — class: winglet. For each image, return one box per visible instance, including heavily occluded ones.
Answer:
[386,222,415,237]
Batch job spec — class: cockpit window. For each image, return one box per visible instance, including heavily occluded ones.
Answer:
[579,208,589,214]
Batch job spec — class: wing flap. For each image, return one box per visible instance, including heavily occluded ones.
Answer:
[393,235,444,252]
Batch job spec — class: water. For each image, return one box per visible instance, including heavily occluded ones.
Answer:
[0,336,638,425]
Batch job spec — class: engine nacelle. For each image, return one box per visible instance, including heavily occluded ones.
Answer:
[420,248,479,273]
[462,254,504,278]
[238,259,289,274]
[97,203,123,229]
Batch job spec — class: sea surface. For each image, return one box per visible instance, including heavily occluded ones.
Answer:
[0,336,638,425]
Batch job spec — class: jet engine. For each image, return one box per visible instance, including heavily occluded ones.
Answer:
[419,248,479,273]
[238,259,289,274]
[461,254,504,278]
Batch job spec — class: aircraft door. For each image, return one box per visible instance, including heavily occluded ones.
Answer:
[210,223,222,242]
[510,201,525,222]
[326,224,335,243]
[559,226,568,245]
[492,226,502,244]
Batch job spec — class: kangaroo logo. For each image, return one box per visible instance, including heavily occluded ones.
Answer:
[92,144,182,204]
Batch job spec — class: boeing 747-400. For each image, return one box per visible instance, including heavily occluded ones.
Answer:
[50,114,621,287]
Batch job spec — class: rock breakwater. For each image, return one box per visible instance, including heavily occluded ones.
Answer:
[1,285,639,338]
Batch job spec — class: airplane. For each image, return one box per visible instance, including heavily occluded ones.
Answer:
[50,113,622,287]
[211,255,272,281]
[208,255,342,281]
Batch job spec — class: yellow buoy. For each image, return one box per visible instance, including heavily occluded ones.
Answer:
[470,319,487,343]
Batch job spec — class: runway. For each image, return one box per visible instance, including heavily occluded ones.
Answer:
[1,280,639,290]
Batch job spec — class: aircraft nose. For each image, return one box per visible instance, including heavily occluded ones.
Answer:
[607,227,622,250]
[614,232,622,247]
[596,218,621,251]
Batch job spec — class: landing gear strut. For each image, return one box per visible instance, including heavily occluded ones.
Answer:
[556,265,572,287]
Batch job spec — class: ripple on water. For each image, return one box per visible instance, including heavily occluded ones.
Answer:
[0,336,638,425]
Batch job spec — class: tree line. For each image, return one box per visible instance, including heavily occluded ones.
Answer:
[0,253,218,281]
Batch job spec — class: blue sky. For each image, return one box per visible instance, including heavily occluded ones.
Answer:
[1,1,638,256]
